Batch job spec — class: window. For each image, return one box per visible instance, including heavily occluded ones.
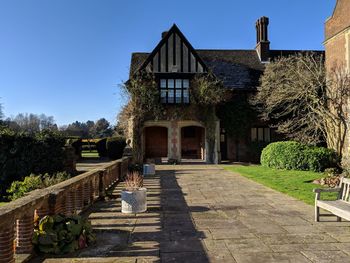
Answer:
[251,127,271,142]
[160,78,190,104]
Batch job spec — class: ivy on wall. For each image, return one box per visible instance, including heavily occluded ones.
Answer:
[122,70,226,163]
[217,94,257,138]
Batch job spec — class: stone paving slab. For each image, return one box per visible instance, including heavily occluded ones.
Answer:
[31,165,350,262]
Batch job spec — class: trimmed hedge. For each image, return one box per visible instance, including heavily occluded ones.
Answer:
[261,141,339,172]
[106,137,126,160]
[96,138,107,157]
[0,129,66,199]
[66,138,82,158]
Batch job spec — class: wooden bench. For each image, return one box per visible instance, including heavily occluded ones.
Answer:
[314,177,350,222]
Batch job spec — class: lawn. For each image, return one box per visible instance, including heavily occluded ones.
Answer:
[81,150,99,158]
[224,165,336,205]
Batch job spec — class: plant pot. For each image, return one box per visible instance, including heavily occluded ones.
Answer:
[143,164,155,175]
[121,187,147,213]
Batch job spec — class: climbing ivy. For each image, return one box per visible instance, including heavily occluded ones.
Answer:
[122,70,226,163]
[217,94,257,138]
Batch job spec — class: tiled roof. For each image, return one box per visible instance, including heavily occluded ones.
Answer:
[129,49,324,90]
[197,50,265,89]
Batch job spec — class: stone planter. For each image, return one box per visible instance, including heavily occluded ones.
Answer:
[121,187,147,213]
[143,164,155,175]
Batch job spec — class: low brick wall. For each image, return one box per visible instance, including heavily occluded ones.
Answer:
[0,157,130,263]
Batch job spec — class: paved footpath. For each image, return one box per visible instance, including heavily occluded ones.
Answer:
[32,165,350,263]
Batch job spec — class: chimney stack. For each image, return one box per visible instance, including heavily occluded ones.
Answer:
[255,17,270,62]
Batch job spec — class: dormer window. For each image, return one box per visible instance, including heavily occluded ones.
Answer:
[160,79,189,104]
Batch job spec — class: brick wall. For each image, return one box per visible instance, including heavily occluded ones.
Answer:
[325,32,347,70]
[325,0,350,41]
[325,0,350,70]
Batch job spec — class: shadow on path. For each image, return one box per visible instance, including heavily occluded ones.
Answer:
[30,168,210,262]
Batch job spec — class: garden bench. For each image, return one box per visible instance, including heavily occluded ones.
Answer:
[314,177,350,222]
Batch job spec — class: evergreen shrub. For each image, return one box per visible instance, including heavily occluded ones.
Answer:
[261,141,339,172]
[106,137,126,160]
[0,128,65,199]
[96,138,107,157]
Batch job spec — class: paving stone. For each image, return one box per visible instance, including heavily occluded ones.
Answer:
[282,225,325,234]
[301,250,350,263]
[42,258,137,263]
[161,252,209,263]
[203,239,227,251]
[257,233,338,245]
[333,242,350,255]
[194,219,242,229]
[108,241,160,258]
[225,238,272,253]
[210,227,256,240]
[169,229,210,240]
[206,248,237,263]
[160,240,206,253]
[240,219,287,234]
[232,252,311,263]
[269,242,341,252]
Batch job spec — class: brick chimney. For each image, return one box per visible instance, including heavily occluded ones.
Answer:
[255,17,270,62]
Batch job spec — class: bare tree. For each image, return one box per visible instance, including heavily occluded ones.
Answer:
[326,68,350,165]
[251,53,350,159]
[8,113,57,133]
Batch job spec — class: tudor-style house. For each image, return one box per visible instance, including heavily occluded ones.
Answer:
[127,17,323,164]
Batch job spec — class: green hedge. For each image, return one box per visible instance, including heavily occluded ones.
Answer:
[96,138,107,157]
[261,141,339,172]
[6,172,71,201]
[106,137,126,160]
[0,129,66,199]
[66,138,82,158]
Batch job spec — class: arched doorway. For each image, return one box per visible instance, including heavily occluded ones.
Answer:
[144,126,168,159]
[181,126,205,160]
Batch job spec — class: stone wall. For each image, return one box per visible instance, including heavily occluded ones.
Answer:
[142,120,220,163]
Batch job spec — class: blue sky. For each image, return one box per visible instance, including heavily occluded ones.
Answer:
[0,0,336,126]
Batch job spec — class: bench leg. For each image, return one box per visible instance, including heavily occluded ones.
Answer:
[337,216,342,222]
[315,206,320,222]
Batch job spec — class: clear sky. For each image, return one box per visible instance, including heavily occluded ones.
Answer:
[0,0,336,126]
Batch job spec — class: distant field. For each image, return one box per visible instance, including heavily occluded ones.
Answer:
[81,150,99,158]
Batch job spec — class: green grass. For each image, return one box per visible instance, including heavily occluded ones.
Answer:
[0,202,7,207]
[224,165,337,205]
[81,150,99,158]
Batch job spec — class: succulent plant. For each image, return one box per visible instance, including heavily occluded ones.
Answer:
[125,171,143,191]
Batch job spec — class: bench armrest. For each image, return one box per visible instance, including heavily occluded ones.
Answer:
[313,188,341,193]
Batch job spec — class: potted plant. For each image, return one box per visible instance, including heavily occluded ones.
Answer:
[121,171,147,213]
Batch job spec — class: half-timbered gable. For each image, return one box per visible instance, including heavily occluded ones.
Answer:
[139,24,207,74]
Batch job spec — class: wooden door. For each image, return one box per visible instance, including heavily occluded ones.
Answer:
[145,127,168,158]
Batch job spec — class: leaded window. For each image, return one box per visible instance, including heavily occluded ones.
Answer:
[160,79,190,104]
[251,127,270,142]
